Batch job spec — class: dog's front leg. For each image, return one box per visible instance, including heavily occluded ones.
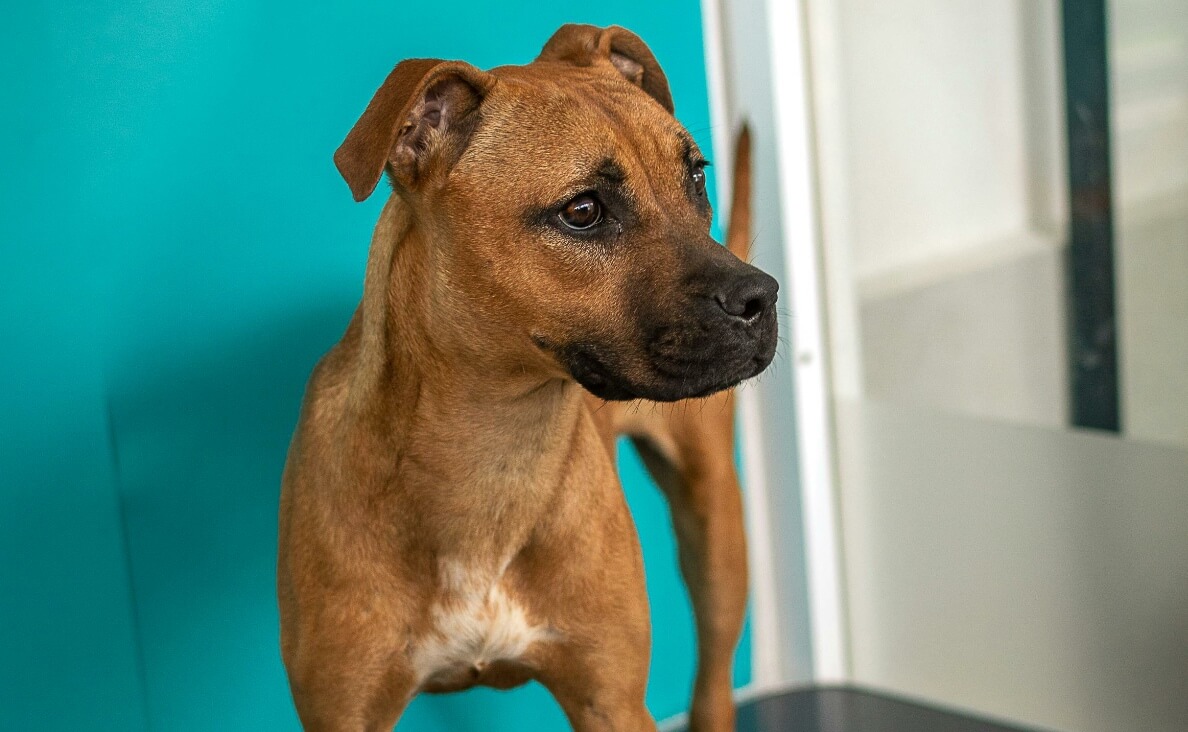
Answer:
[528,487,660,732]
[283,608,417,732]
[536,642,658,732]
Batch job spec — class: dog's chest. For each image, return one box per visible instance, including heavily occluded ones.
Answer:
[412,561,553,684]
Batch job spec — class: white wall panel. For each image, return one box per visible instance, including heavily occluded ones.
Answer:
[835,0,1039,286]
[836,399,1188,732]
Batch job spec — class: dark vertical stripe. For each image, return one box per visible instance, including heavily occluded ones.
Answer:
[1061,0,1121,431]
[105,398,153,730]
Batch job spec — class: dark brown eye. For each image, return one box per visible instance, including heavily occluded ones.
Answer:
[559,194,603,230]
[692,165,707,197]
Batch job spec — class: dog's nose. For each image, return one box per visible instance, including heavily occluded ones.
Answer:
[715,271,779,325]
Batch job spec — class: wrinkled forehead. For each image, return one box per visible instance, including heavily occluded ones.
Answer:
[452,63,699,205]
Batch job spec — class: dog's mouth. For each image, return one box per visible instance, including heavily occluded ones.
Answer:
[560,339,774,402]
[563,348,641,400]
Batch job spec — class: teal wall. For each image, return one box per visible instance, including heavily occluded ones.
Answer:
[0,2,749,729]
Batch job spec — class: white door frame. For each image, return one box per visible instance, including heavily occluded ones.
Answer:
[700,0,850,693]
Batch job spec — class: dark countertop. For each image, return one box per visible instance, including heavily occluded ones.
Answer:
[688,687,1055,732]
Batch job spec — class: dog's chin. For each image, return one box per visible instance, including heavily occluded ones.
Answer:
[564,347,772,402]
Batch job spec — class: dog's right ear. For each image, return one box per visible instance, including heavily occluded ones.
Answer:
[334,59,494,202]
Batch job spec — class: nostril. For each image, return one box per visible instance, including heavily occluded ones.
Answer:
[715,292,766,323]
[740,297,764,323]
[716,275,776,323]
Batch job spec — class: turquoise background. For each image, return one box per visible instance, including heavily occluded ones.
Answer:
[1,2,750,729]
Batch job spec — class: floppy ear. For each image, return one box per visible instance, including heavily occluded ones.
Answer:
[537,24,674,114]
[334,59,494,202]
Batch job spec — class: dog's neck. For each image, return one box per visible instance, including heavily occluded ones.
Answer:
[352,197,547,396]
[343,196,592,555]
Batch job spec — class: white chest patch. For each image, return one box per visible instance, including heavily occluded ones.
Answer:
[412,561,553,682]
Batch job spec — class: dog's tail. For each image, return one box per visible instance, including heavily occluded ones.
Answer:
[724,123,752,261]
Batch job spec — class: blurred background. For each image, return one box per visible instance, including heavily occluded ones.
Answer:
[795,1,1188,731]
[2,0,1186,731]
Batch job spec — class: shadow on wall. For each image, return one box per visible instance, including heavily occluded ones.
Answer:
[107,301,351,730]
[0,392,148,730]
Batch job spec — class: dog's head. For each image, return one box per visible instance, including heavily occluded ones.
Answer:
[335,24,777,401]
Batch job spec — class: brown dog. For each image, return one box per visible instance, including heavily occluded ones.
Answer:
[278,24,776,732]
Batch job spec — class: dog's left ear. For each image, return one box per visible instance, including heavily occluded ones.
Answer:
[537,24,674,114]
